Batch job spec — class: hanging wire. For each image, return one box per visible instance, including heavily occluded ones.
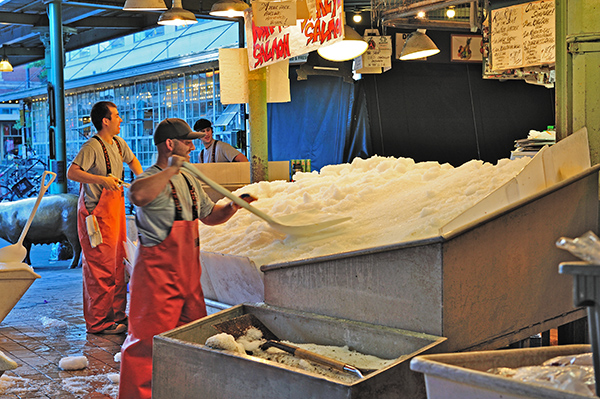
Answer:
[466,63,481,160]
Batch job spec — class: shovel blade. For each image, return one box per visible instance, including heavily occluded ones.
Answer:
[212,313,279,341]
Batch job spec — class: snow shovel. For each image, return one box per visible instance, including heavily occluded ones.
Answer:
[181,162,351,235]
[0,171,56,263]
[212,313,369,378]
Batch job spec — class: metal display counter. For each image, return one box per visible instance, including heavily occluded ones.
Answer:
[261,165,600,352]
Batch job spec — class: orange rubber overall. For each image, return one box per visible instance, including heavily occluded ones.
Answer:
[119,218,206,399]
[77,187,128,333]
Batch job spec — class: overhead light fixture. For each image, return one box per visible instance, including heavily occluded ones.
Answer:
[399,29,439,60]
[158,0,197,25]
[353,12,362,23]
[317,25,368,62]
[123,0,167,11]
[416,11,425,18]
[209,0,250,18]
[0,48,12,72]
[446,7,455,18]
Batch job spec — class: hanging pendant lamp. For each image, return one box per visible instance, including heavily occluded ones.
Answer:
[317,25,368,62]
[209,0,250,18]
[0,47,13,72]
[399,29,439,60]
[158,0,198,25]
[123,0,167,11]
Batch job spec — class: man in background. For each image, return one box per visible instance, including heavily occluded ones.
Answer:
[194,118,248,163]
[67,101,143,335]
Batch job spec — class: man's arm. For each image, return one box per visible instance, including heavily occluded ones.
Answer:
[128,156,143,176]
[201,194,256,226]
[67,163,120,191]
[128,166,178,207]
[232,152,249,162]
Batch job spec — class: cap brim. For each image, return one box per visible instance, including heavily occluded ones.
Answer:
[180,131,206,140]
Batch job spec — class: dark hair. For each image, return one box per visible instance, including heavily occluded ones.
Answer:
[91,101,117,131]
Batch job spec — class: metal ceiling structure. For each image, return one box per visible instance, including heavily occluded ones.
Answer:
[0,0,244,68]
[0,0,480,69]
[0,0,378,69]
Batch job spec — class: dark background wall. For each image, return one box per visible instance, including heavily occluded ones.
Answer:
[362,29,556,166]
[268,29,555,169]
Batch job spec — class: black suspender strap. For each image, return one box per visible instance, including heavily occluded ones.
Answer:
[211,140,218,162]
[156,166,199,221]
[200,140,220,163]
[92,135,125,180]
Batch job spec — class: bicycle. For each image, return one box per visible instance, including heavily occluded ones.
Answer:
[0,155,48,202]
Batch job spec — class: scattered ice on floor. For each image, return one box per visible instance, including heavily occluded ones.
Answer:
[0,375,36,395]
[114,351,122,362]
[62,374,118,398]
[40,316,69,329]
[59,355,89,370]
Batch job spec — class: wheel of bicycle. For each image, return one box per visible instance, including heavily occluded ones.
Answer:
[0,185,16,202]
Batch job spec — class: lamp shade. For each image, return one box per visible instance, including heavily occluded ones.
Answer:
[209,0,249,17]
[123,0,167,11]
[0,56,13,72]
[317,25,368,62]
[399,29,439,60]
[158,0,197,25]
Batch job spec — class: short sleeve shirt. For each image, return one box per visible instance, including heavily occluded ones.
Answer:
[132,166,215,247]
[199,140,243,163]
[71,135,135,212]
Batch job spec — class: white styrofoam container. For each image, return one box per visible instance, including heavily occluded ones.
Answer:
[410,344,593,399]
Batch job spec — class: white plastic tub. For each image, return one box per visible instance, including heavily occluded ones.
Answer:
[410,345,593,399]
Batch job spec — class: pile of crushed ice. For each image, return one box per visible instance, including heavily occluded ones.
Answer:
[205,328,397,383]
[199,155,531,267]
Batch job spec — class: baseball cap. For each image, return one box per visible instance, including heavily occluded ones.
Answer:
[154,118,206,145]
[194,118,212,131]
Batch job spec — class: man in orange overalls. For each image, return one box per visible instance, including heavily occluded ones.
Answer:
[67,101,143,334]
[119,118,255,399]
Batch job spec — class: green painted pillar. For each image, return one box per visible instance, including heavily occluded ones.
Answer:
[247,67,268,183]
[556,1,600,165]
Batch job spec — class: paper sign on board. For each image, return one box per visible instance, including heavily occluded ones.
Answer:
[245,0,344,70]
[253,0,296,27]
[219,48,291,104]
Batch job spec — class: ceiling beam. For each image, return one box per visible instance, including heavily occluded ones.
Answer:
[0,11,45,25]
[0,46,45,56]
[67,15,150,28]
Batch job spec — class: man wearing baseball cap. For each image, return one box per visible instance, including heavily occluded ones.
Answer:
[119,118,255,399]
[194,118,248,162]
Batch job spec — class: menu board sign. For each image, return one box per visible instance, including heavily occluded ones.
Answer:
[490,0,555,71]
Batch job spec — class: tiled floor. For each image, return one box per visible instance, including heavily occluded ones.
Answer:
[0,245,124,398]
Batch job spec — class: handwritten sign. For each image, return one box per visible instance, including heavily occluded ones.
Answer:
[361,36,392,68]
[253,0,296,27]
[245,0,344,70]
[491,0,555,70]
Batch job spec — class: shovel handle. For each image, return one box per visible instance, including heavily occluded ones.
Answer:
[17,171,57,245]
[263,341,362,376]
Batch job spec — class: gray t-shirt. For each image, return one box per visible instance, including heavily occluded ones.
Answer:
[199,140,243,163]
[132,166,215,247]
[71,135,135,212]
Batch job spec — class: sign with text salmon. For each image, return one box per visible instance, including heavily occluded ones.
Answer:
[244,0,344,70]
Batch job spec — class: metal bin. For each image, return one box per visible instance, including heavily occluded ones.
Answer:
[152,303,446,399]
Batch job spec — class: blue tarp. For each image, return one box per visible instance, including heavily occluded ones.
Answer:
[268,71,371,171]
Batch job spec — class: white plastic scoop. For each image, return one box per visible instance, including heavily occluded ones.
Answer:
[0,171,57,263]
[182,162,351,235]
